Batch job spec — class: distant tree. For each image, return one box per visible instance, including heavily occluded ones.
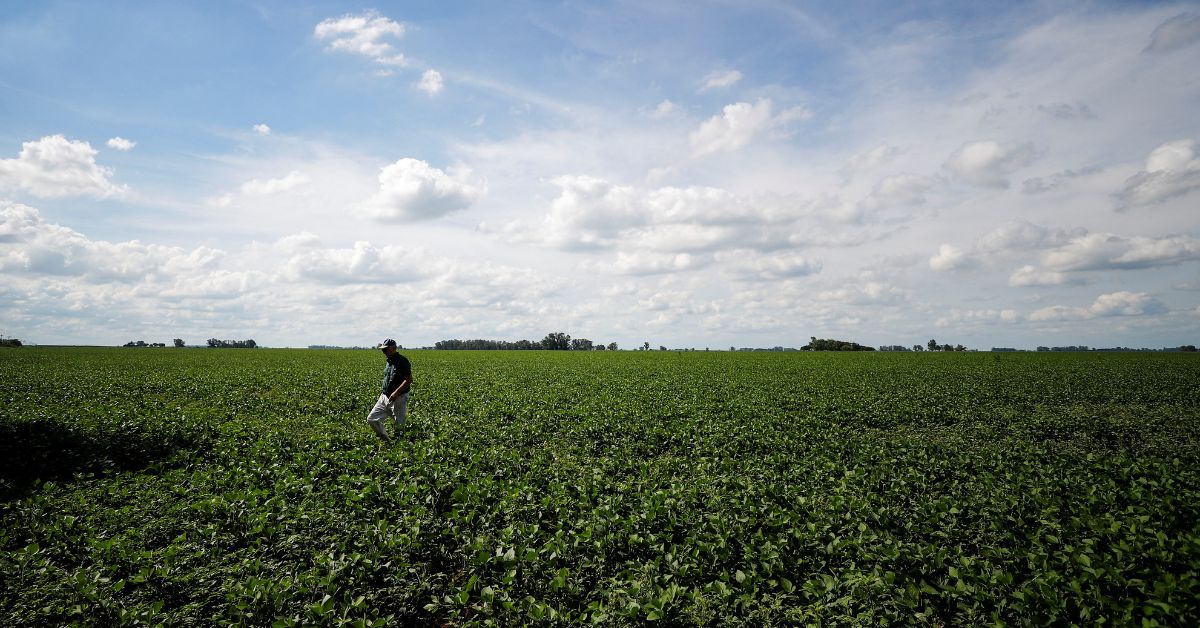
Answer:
[206,338,259,349]
[927,339,938,351]
[643,341,650,351]
[608,342,618,351]
[954,344,966,351]
[730,346,736,352]
[0,338,23,347]
[173,338,185,348]
[541,332,571,350]
[659,345,667,351]
[570,338,593,351]
[913,345,924,352]
[802,337,875,351]
[1181,345,1197,352]
[595,343,606,351]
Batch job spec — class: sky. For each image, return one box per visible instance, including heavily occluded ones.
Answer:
[1,1,1199,349]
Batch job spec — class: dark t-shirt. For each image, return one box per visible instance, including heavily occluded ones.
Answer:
[381,353,412,395]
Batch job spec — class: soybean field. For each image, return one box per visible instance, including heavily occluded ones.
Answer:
[2,347,1198,625]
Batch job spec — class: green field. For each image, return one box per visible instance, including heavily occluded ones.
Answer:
[2,347,1198,625]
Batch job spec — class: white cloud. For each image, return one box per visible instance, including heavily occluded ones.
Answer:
[314,11,407,68]
[1144,12,1200,53]
[1028,305,1090,322]
[0,203,220,281]
[976,220,1077,253]
[943,140,1038,188]
[929,243,970,271]
[1008,265,1074,287]
[814,278,905,306]
[1115,139,1200,208]
[273,231,322,253]
[1030,291,1166,322]
[936,308,1022,328]
[0,135,127,198]
[944,221,1200,285]
[254,124,271,136]
[1041,232,1200,271]
[361,158,483,222]
[240,171,311,196]
[106,137,136,151]
[861,173,936,210]
[282,240,425,284]
[716,249,821,280]
[842,143,902,176]
[1021,167,1100,194]
[651,99,680,118]
[612,251,697,275]
[535,175,642,249]
[701,68,743,91]
[1089,291,1166,317]
[688,99,810,158]
[418,69,444,95]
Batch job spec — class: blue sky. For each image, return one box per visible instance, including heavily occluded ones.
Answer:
[2,1,1199,348]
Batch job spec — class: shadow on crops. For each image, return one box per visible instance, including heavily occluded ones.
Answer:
[0,416,217,500]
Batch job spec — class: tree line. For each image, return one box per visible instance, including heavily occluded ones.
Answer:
[206,338,258,349]
[801,337,876,351]
[435,333,617,351]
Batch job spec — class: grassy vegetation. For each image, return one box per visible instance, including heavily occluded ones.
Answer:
[2,347,1198,625]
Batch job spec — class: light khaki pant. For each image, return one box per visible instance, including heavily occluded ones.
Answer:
[366,392,408,439]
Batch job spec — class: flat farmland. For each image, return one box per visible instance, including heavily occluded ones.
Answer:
[2,348,1198,625]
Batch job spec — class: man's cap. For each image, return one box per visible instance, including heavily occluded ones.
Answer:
[377,338,396,349]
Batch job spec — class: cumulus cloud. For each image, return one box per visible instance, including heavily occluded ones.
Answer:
[651,99,680,118]
[1008,265,1074,287]
[689,99,810,158]
[418,69,444,95]
[1144,12,1200,53]
[254,124,271,136]
[976,220,1083,254]
[929,243,971,271]
[533,175,642,249]
[314,11,407,68]
[506,176,818,253]
[106,137,136,151]
[282,240,426,284]
[861,173,936,210]
[700,68,742,91]
[814,278,905,306]
[0,135,127,198]
[1114,139,1200,208]
[936,308,1021,328]
[240,171,311,196]
[716,249,821,280]
[1090,291,1167,316]
[1022,166,1100,194]
[612,251,697,275]
[1030,291,1166,321]
[361,158,483,222]
[0,203,220,281]
[1041,232,1200,271]
[944,140,1038,188]
[842,143,902,176]
[947,221,1200,284]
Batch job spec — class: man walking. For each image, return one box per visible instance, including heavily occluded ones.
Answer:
[366,338,412,440]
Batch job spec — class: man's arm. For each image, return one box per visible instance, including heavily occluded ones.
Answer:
[389,372,412,401]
